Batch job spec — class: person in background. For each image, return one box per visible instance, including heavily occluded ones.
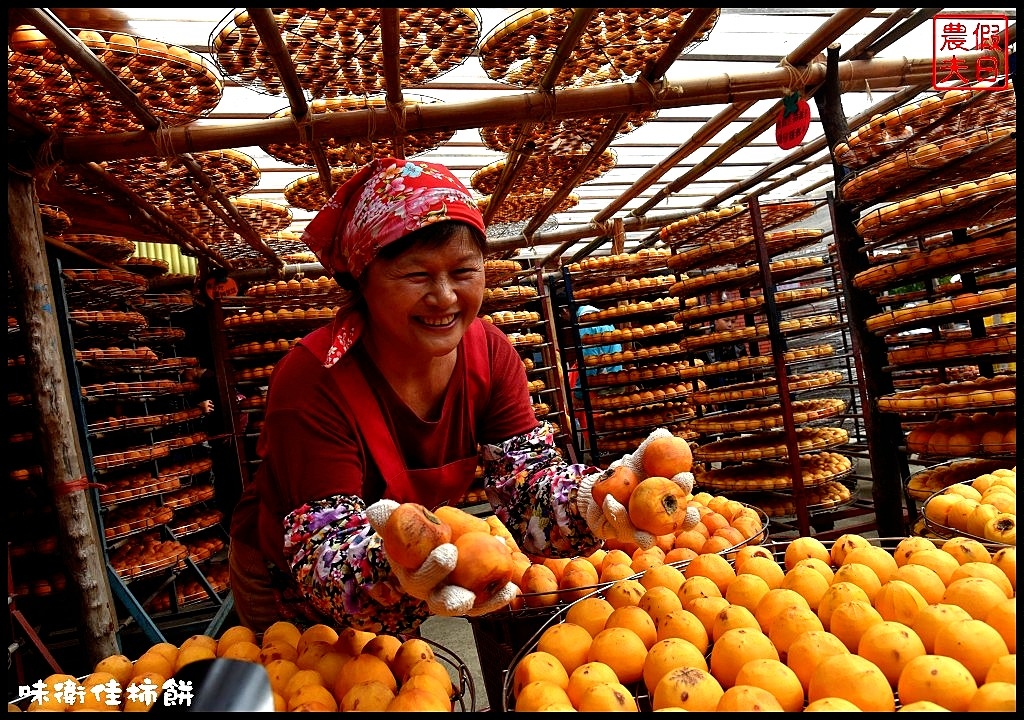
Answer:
[227,157,700,636]
[566,304,624,447]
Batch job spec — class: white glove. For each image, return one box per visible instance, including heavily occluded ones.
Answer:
[366,500,520,617]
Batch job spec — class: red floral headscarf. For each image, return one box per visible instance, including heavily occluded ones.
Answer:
[300,157,486,367]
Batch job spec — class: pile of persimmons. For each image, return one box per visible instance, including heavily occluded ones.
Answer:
[509,531,1015,711]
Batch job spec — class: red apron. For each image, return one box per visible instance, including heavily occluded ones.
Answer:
[301,320,489,510]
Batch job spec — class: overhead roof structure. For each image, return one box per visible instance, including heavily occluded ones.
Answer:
[8,7,1017,271]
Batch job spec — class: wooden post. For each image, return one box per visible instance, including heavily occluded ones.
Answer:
[7,170,120,664]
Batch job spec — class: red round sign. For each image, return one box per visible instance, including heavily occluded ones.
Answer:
[776,95,811,150]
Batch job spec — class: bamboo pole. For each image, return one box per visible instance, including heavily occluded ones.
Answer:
[7,170,121,666]
[50,52,965,166]
[380,8,407,160]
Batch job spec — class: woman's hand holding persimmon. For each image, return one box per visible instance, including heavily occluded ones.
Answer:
[366,499,519,617]
[577,428,700,550]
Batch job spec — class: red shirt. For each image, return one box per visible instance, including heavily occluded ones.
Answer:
[231,319,537,568]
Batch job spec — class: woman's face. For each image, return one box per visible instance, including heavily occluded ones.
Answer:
[360,227,485,359]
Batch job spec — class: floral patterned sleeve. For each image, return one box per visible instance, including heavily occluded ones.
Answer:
[282,494,430,634]
[481,422,604,558]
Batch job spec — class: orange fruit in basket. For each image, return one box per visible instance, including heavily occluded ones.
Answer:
[640,562,685,594]
[678,574,723,611]
[829,533,872,565]
[259,641,298,665]
[673,528,709,554]
[785,630,850,695]
[942,576,1006,620]
[282,668,326,700]
[588,626,649,684]
[873,579,928,625]
[388,686,452,711]
[828,599,884,652]
[949,561,1013,598]
[641,435,693,477]
[737,555,785,590]
[132,651,174,683]
[333,654,395,703]
[298,641,335,673]
[897,654,978,712]
[733,658,804,712]
[986,654,1015,684]
[984,596,1015,652]
[783,536,832,571]
[566,661,618,708]
[638,584,683,625]
[690,596,731,638]
[893,536,937,566]
[263,620,302,649]
[782,564,831,610]
[652,666,724,711]
[807,653,895,712]
[910,602,972,654]
[264,659,301,696]
[716,684,784,711]
[313,651,350,688]
[629,476,693,535]
[856,620,926,688]
[601,548,633,573]
[600,559,636,583]
[934,617,1008,685]
[830,562,882,602]
[684,552,736,595]
[754,587,810,634]
[604,578,646,609]
[768,605,824,659]
[565,595,615,637]
[969,681,1016,712]
[724,572,771,613]
[93,653,135,687]
[543,557,572,583]
[520,563,560,607]
[817,581,871,630]
[631,546,666,573]
[512,651,569,699]
[339,680,395,712]
[643,637,708,695]
[122,673,168,711]
[941,536,993,565]
[905,547,960,585]
[891,563,946,604]
[729,514,762,542]
[606,605,658,649]
[296,624,339,657]
[701,533,739,558]
[174,644,216,673]
[842,545,898,584]
[558,557,601,602]
[406,658,454,698]
[390,638,435,681]
[576,681,638,711]
[539,622,593,676]
[664,547,698,565]
[991,546,1016,592]
[217,625,258,657]
[700,510,730,534]
[655,607,709,652]
[360,634,403,669]
[710,603,760,642]
[710,627,779,689]
[793,556,836,584]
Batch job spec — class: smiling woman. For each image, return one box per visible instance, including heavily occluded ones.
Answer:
[226,156,617,637]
